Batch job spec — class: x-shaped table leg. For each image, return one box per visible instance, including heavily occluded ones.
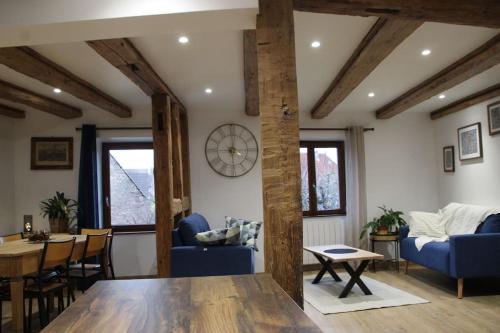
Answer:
[312,254,342,284]
[339,260,371,298]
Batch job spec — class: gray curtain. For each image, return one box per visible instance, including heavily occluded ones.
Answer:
[345,126,368,249]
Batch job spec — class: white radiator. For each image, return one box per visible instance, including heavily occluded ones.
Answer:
[303,217,345,264]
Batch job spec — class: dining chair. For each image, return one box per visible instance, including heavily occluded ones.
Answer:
[0,232,23,244]
[80,228,116,279]
[69,232,108,294]
[24,238,76,331]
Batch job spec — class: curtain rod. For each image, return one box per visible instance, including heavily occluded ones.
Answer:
[75,126,152,131]
[300,127,374,132]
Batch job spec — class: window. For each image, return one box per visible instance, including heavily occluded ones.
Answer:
[102,142,155,232]
[300,141,346,216]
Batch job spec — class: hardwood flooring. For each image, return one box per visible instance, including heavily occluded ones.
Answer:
[304,265,500,333]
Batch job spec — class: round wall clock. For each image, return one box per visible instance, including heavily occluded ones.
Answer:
[205,123,258,177]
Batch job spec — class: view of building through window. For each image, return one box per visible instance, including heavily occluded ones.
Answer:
[314,147,340,211]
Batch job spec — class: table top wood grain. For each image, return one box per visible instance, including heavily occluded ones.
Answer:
[0,234,87,257]
[304,244,384,262]
[43,274,321,333]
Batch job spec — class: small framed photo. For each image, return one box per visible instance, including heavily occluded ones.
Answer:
[31,137,73,170]
[443,146,455,172]
[487,101,500,136]
[457,123,483,161]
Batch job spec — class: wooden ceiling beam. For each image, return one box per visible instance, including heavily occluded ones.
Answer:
[376,34,500,119]
[0,79,81,119]
[243,30,259,116]
[294,0,500,29]
[87,38,185,111]
[0,47,131,118]
[311,18,421,119]
[430,83,500,120]
[0,103,25,118]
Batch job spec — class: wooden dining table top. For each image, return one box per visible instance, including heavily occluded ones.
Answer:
[43,274,321,333]
[0,234,88,257]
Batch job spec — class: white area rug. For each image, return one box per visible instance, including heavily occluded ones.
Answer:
[304,273,429,314]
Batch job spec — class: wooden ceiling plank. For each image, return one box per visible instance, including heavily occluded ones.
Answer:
[0,79,81,119]
[87,38,185,110]
[430,83,500,120]
[0,47,131,118]
[376,34,500,119]
[244,29,259,116]
[0,103,25,118]
[294,0,500,29]
[311,18,422,119]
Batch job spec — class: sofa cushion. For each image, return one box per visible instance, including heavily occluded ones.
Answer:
[401,237,450,275]
[178,213,211,246]
[172,229,183,247]
[442,203,500,235]
[226,216,262,251]
[407,211,447,238]
[195,225,242,246]
[476,213,500,234]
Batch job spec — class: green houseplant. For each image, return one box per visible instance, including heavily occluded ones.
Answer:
[40,192,78,233]
[360,206,406,239]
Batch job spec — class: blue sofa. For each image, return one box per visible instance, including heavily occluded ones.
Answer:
[400,213,500,298]
[171,213,255,277]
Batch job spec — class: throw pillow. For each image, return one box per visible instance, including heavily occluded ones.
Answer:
[476,213,500,234]
[408,211,447,238]
[225,216,262,251]
[195,225,242,246]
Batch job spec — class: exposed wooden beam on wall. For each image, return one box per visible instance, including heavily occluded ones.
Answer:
[376,34,500,119]
[87,38,185,111]
[0,47,131,118]
[244,30,259,116]
[0,104,25,118]
[171,102,185,213]
[180,110,192,216]
[257,0,304,307]
[294,0,500,29]
[311,18,421,119]
[152,94,174,278]
[0,79,81,119]
[430,83,500,120]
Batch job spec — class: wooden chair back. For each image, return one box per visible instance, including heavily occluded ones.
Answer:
[81,228,112,236]
[40,238,76,270]
[83,232,108,259]
[0,232,23,244]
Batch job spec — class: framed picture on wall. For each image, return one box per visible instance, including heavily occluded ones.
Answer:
[487,101,500,136]
[443,146,455,172]
[457,123,483,161]
[31,137,73,170]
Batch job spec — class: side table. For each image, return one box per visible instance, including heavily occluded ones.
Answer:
[369,233,399,272]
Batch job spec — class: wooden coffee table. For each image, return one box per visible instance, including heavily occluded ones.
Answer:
[304,244,383,298]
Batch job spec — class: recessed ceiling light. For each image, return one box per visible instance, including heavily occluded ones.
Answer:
[205,88,213,94]
[178,36,189,44]
[368,92,375,98]
[311,40,321,48]
[438,94,446,99]
[53,88,62,94]
[421,49,431,56]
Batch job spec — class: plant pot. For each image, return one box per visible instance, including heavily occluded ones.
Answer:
[49,218,69,233]
[376,226,389,235]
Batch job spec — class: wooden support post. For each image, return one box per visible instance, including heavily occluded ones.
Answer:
[244,29,259,116]
[171,103,184,213]
[152,94,174,278]
[457,278,464,299]
[257,0,304,307]
[180,110,192,216]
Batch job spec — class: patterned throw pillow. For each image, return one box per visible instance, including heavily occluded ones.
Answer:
[195,225,241,246]
[225,216,262,251]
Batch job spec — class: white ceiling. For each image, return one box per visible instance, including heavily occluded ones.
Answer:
[0,11,498,123]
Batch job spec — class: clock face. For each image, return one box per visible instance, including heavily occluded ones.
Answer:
[205,123,258,177]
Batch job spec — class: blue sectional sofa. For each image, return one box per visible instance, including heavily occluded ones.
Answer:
[400,213,500,298]
[171,213,255,277]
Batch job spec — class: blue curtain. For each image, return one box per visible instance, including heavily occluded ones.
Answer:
[77,124,99,232]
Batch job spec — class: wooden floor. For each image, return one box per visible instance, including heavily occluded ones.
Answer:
[304,265,500,333]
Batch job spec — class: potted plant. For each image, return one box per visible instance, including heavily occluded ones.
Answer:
[40,192,78,233]
[360,206,406,239]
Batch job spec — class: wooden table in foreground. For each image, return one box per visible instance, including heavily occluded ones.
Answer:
[0,234,88,332]
[43,274,321,333]
[304,244,383,298]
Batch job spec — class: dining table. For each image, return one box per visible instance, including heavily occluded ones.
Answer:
[42,274,322,332]
[0,233,89,332]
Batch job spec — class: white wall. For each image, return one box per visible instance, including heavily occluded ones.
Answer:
[0,136,15,234]
[434,97,500,207]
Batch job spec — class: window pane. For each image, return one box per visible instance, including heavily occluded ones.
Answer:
[314,147,340,211]
[109,149,155,226]
[300,147,309,211]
